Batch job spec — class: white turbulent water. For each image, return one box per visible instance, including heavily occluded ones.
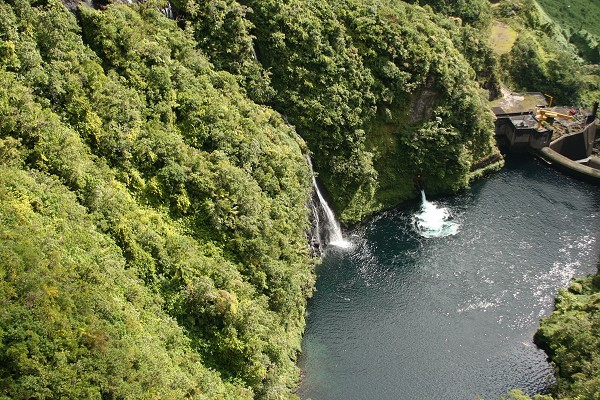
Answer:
[413,190,460,238]
[299,157,600,400]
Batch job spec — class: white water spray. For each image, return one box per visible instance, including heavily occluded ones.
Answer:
[307,156,351,249]
[413,190,459,238]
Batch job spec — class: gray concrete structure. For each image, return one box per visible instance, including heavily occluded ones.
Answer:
[492,92,599,183]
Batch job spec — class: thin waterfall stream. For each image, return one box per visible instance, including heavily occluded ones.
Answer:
[159,1,174,19]
[307,156,351,249]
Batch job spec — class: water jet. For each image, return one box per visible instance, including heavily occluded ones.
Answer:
[413,190,459,238]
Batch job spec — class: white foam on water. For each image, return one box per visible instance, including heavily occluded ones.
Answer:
[413,191,460,238]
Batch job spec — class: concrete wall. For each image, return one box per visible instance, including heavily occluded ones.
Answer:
[538,147,600,183]
[550,122,597,160]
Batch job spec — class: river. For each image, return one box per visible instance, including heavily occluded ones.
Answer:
[298,156,600,400]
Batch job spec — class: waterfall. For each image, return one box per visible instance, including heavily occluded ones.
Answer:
[160,1,174,19]
[307,156,351,249]
[413,190,459,238]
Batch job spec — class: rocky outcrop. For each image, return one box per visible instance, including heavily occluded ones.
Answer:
[408,76,439,124]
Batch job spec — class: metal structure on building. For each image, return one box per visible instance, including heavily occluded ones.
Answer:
[491,91,600,183]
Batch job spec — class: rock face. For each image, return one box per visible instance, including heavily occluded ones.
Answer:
[62,0,92,11]
[408,76,439,124]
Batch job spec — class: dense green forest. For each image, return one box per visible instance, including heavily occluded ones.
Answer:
[0,0,598,398]
[0,1,314,397]
[492,0,600,106]
[176,0,501,222]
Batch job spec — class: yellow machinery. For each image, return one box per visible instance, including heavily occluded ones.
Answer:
[536,108,574,130]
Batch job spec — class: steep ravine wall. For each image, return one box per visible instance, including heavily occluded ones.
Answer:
[171,0,501,223]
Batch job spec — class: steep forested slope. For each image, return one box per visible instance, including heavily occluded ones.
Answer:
[174,0,501,222]
[0,1,314,398]
[537,0,600,63]
[492,0,600,106]
[0,155,246,399]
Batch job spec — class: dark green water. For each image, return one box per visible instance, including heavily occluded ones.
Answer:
[298,157,600,400]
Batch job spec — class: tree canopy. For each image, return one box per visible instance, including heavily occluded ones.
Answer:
[0,0,595,398]
[0,0,314,397]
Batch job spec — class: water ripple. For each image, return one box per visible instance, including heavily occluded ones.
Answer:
[300,158,600,400]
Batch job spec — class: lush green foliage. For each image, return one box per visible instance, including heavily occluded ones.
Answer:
[0,156,245,399]
[494,0,600,106]
[173,0,499,222]
[536,0,600,62]
[534,265,600,399]
[0,0,505,395]
[7,0,585,397]
[404,0,493,28]
[0,0,315,397]
[0,0,595,397]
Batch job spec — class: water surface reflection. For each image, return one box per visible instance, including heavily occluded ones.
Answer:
[299,157,600,400]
